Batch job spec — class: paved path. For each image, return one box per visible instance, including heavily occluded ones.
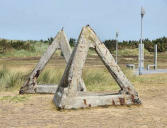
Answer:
[135,69,167,75]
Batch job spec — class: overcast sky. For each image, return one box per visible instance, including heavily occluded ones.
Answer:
[0,0,167,41]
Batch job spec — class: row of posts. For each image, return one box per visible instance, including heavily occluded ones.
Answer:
[115,7,158,75]
[115,38,157,73]
[138,44,157,74]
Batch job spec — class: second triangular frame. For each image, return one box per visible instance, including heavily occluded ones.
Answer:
[19,29,86,94]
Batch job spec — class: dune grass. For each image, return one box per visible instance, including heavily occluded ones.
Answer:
[0,65,136,92]
[37,67,126,91]
[83,68,119,91]
[0,42,49,58]
[0,65,166,93]
[0,41,154,58]
[0,66,122,92]
[113,48,151,56]
[37,68,64,84]
[0,42,66,58]
[0,67,25,91]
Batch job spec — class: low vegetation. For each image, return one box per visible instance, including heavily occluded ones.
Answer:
[104,37,167,53]
[0,95,29,102]
[37,68,64,85]
[0,36,167,58]
[0,67,25,90]
[0,36,167,92]
[1,65,166,93]
[0,39,49,57]
[113,48,150,56]
[0,66,122,91]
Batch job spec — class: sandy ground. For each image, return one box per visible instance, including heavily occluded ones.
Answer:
[0,84,167,128]
[0,56,167,128]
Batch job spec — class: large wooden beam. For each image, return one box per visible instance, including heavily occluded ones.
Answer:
[57,92,139,109]
[19,32,60,94]
[19,30,86,94]
[35,85,58,94]
[87,26,138,98]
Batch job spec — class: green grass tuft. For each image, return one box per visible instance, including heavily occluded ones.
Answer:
[37,68,64,84]
[83,68,119,91]
[0,95,30,102]
[0,68,25,90]
[113,48,150,56]
[1,66,165,93]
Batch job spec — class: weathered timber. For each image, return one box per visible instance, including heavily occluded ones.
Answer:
[57,92,138,109]
[53,25,141,109]
[19,30,86,94]
[36,85,58,94]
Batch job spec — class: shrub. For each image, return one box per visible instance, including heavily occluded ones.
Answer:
[10,41,35,51]
[0,39,12,53]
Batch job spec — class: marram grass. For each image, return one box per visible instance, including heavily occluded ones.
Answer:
[0,67,25,90]
[1,66,166,92]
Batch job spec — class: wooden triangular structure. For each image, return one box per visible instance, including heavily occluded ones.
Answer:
[53,25,141,109]
[19,29,86,94]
